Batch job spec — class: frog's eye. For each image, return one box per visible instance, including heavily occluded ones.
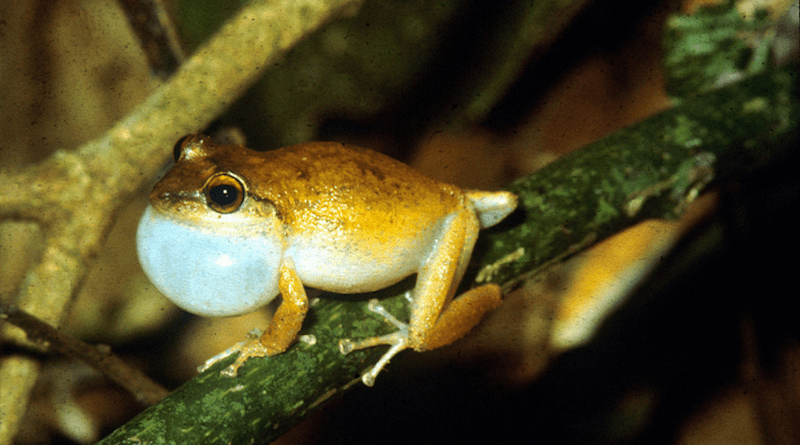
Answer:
[172,135,194,162]
[205,173,245,213]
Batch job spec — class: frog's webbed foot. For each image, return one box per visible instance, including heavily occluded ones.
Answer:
[197,329,270,378]
[339,299,410,387]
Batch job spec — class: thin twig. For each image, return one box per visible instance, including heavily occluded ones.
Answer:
[1,302,169,406]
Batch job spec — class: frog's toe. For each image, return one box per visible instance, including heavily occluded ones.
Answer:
[219,338,271,378]
[196,329,267,377]
[340,330,409,386]
[338,299,410,386]
[198,340,246,374]
[367,298,407,329]
[363,331,409,386]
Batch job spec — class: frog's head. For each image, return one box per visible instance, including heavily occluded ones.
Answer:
[136,135,283,317]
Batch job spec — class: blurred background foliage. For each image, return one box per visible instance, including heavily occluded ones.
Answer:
[173,0,594,153]
[1,0,797,443]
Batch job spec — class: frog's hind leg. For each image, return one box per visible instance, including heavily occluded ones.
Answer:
[408,205,502,351]
[340,202,501,386]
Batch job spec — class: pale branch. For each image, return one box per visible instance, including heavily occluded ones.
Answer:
[0,0,364,442]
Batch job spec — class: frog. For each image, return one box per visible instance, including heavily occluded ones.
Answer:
[136,134,517,386]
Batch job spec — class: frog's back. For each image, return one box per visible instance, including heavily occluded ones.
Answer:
[244,142,462,227]
[246,142,464,293]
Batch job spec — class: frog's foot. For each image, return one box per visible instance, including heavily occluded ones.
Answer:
[197,341,246,373]
[339,299,410,387]
[197,329,269,378]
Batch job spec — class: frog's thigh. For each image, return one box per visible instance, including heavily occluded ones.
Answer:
[410,206,499,351]
[258,258,309,352]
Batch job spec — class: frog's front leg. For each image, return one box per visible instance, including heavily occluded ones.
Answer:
[340,205,502,386]
[213,258,308,377]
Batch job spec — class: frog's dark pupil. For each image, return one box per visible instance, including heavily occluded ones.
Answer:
[209,184,239,206]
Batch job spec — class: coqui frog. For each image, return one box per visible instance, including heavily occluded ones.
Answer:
[136,135,517,386]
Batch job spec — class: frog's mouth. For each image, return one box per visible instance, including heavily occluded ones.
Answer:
[136,205,283,317]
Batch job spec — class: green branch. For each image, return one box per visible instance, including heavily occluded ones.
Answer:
[97,64,797,445]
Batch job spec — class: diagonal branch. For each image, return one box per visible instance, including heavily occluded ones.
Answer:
[96,63,798,445]
[0,302,169,406]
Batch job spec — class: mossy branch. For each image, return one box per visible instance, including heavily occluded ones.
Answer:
[97,64,798,445]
